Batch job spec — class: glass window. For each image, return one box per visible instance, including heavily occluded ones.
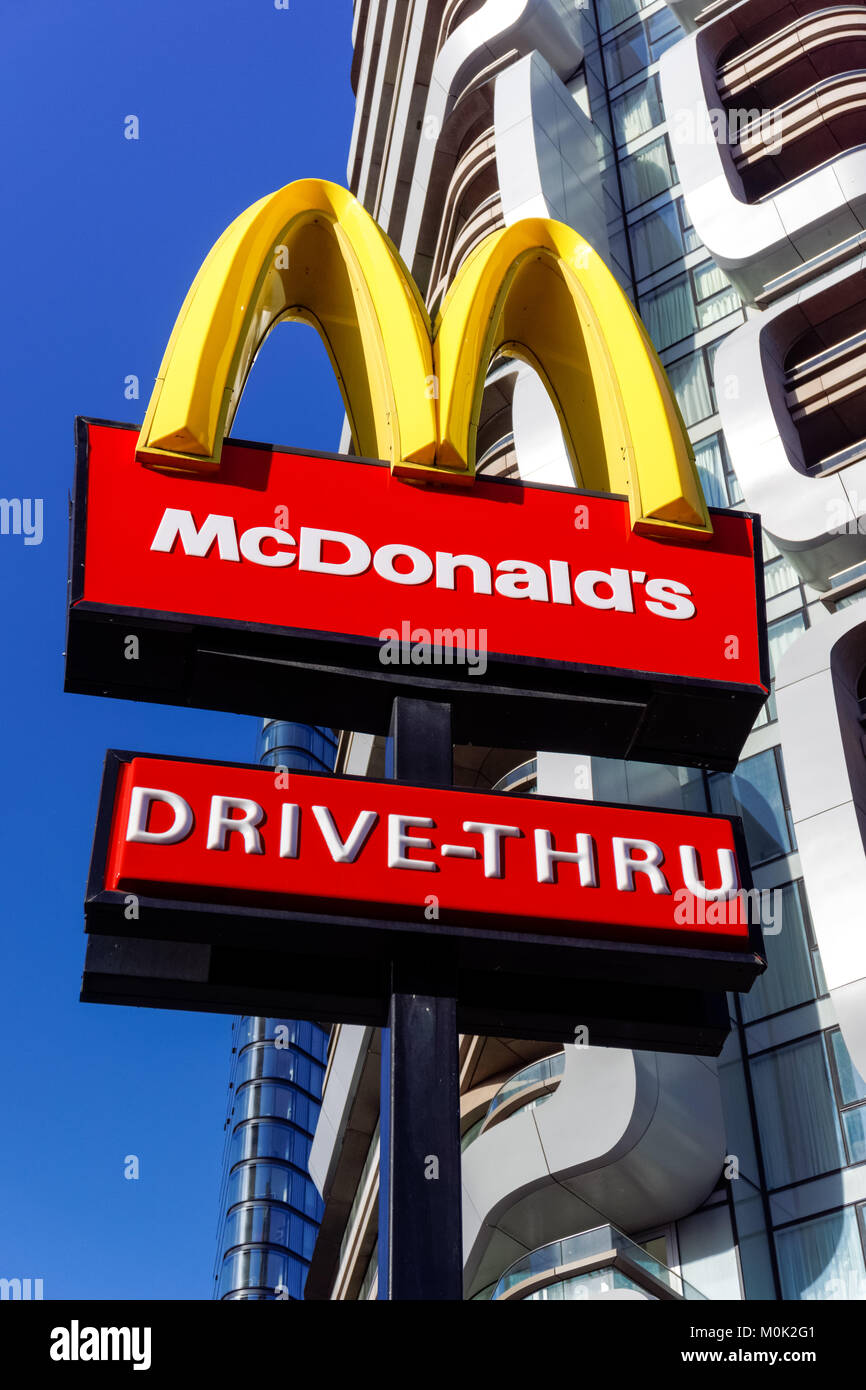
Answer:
[751,1035,846,1188]
[741,881,821,1022]
[775,1206,866,1300]
[235,1017,330,1061]
[769,611,807,679]
[223,1203,319,1260]
[843,1109,866,1164]
[236,1043,325,1095]
[217,1248,306,1299]
[620,136,676,209]
[229,1120,313,1169]
[228,1161,323,1219]
[828,1029,866,1164]
[693,432,742,507]
[763,533,801,599]
[604,26,650,85]
[830,1030,866,1105]
[597,0,648,34]
[646,5,681,56]
[666,352,713,426]
[709,747,794,865]
[237,1081,317,1130]
[611,75,663,145]
[640,274,696,350]
[692,260,741,328]
[630,202,684,278]
[693,433,728,507]
[755,610,808,726]
[592,758,708,813]
[603,4,681,78]
[679,199,702,254]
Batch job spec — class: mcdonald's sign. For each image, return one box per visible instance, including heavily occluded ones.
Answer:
[65,180,768,768]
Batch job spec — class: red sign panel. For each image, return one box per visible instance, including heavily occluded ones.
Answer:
[67,420,768,768]
[99,755,756,954]
[83,750,764,1050]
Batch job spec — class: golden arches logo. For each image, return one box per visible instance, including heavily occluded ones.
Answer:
[137,178,711,537]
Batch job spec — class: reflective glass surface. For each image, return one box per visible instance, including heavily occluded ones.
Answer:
[229,1120,314,1170]
[227,1162,324,1219]
[751,1036,846,1188]
[709,749,794,866]
[776,1206,866,1300]
[236,1042,325,1094]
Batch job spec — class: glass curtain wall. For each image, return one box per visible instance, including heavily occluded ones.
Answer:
[213,723,337,1299]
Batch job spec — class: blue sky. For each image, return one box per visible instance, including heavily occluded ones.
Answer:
[0,0,352,1298]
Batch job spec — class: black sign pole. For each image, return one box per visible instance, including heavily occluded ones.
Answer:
[378,697,463,1301]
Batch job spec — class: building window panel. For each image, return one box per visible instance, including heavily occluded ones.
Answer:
[666,351,713,427]
[775,1206,866,1300]
[693,261,741,329]
[762,532,801,600]
[709,747,794,866]
[828,1029,866,1165]
[604,27,650,86]
[843,1110,866,1164]
[692,431,741,507]
[611,74,663,146]
[830,1030,866,1106]
[693,433,728,507]
[741,881,821,1023]
[597,0,653,35]
[639,275,697,351]
[630,202,684,278]
[755,610,808,727]
[229,1121,313,1169]
[620,136,676,209]
[646,5,681,55]
[751,1036,846,1188]
[603,8,680,83]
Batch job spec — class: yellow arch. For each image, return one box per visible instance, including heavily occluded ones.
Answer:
[137,179,437,473]
[136,178,711,535]
[435,220,709,533]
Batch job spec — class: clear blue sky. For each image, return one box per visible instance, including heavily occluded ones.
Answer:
[0,0,352,1298]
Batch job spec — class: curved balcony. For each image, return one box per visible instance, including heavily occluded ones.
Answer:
[461,1046,727,1295]
[491,757,538,794]
[436,0,488,55]
[732,70,866,200]
[659,1,866,301]
[463,1051,564,1150]
[719,6,866,110]
[492,1225,709,1302]
[484,1052,565,1124]
[427,122,504,308]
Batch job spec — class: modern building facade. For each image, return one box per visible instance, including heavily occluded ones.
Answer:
[213,723,337,1299]
[305,0,866,1301]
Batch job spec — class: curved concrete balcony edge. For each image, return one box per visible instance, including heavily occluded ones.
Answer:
[400,0,584,269]
[660,30,866,302]
[461,1044,725,1296]
[713,253,866,589]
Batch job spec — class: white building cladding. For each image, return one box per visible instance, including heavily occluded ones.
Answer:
[306,0,866,1302]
